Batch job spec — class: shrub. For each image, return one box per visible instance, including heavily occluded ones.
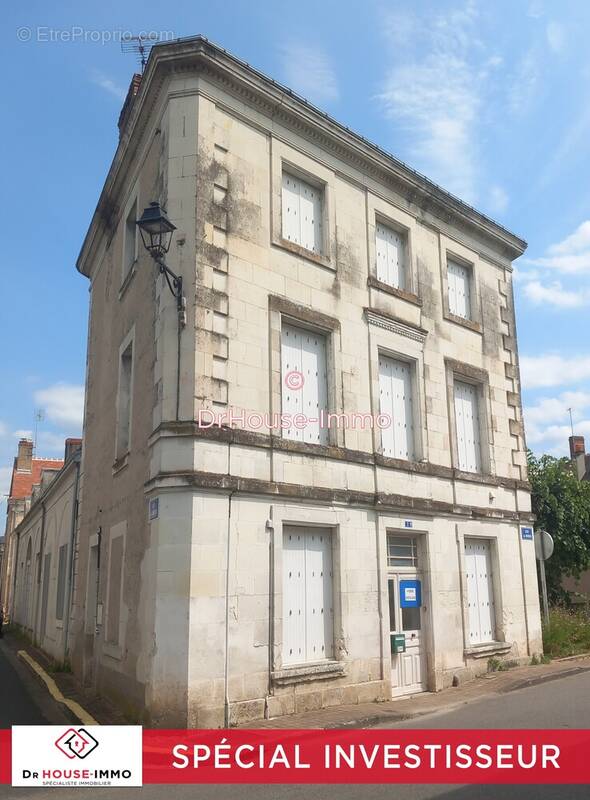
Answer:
[543,607,590,658]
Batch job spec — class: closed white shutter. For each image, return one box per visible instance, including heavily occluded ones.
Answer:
[282,529,306,665]
[379,355,415,460]
[464,538,495,645]
[283,528,333,665]
[376,222,406,289]
[281,172,323,254]
[448,259,471,319]
[281,322,328,445]
[454,380,482,472]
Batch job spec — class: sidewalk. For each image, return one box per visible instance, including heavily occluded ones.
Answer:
[239,655,590,729]
[6,627,590,729]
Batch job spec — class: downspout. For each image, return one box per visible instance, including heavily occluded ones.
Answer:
[264,508,274,719]
[63,455,81,662]
[34,501,47,643]
[10,530,21,624]
[223,439,234,728]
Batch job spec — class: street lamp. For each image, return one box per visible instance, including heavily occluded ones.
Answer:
[136,202,186,327]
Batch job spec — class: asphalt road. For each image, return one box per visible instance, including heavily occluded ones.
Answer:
[0,657,589,800]
[0,639,50,725]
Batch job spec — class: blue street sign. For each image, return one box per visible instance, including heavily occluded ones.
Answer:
[404,520,413,529]
[521,527,533,541]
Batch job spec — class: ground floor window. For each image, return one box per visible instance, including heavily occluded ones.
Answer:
[464,538,495,645]
[282,527,333,666]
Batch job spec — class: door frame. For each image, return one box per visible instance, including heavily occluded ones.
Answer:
[379,522,435,696]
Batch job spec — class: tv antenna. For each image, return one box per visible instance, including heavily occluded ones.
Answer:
[33,408,45,454]
[121,33,160,73]
[568,407,574,437]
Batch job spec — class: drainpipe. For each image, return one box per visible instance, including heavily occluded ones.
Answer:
[10,530,21,624]
[63,455,81,662]
[34,501,47,643]
[264,508,274,719]
[223,440,234,728]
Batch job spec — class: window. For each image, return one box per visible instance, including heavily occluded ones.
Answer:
[379,355,415,460]
[55,544,68,621]
[123,197,138,280]
[281,321,328,445]
[454,380,482,473]
[464,538,495,645]
[281,172,323,254]
[106,534,124,646]
[387,535,419,568]
[447,258,472,319]
[376,222,407,289]
[116,338,134,458]
[282,527,333,666]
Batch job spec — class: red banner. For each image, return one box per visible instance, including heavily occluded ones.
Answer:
[3,728,590,785]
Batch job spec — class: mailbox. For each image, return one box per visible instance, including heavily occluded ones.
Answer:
[391,633,406,654]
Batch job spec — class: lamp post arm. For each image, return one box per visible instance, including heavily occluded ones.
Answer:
[154,255,186,325]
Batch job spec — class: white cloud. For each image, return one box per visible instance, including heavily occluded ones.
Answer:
[33,384,84,430]
[524,391,590,455]
[488,185,509,215]
[375,1,483,203]
[0,466,12,500]
[546,21,566,53]
[36,431,70,457]
[91,70,126,101]
[523,279,590,308]
[13,429,33,439]
[521,354,590,389]
[527,220,590,274]
[278,42,339,104]
[508,45,542,115]
[0,421,7,437]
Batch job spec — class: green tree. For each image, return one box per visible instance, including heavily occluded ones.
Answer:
[527,451,590,603]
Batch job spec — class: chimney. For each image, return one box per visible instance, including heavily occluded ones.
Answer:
[117,73,142,137]
[16,439,33,472]
[569,435,587,480]
[64,438,82,462]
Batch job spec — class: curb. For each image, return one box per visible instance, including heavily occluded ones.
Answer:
[17,650,98,726]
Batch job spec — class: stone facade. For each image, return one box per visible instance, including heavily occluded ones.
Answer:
[71,37,542,726]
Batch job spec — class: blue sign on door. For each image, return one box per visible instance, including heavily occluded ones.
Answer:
[399,579,421,608]
[521,527,533,540]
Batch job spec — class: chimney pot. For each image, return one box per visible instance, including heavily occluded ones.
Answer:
[569,435,586,459]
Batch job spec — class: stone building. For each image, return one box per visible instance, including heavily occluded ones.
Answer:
[71,36,541,726]
[7,439,82,661]
[0,439,64,619]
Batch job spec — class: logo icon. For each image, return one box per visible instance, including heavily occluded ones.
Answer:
[54,728,99,760]
[284,370,305,391]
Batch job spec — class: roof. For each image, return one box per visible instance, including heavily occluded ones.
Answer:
[9,458,64,501]
[76,36,527,277]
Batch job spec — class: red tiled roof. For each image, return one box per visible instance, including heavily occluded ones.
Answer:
[9,458,64,501]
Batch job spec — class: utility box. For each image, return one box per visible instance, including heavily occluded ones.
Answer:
[391,633,406,654]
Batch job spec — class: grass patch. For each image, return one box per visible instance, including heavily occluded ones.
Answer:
[543,607,590,658]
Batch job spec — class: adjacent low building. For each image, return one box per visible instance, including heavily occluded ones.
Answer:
[0,439,64,620]
[68,36,542,726]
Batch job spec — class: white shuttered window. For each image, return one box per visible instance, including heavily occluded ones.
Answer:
[376,222,406,289]
[447,259,472,319]
[379,355,415,460]
[282,172,323,254]
[464,538,495,645]
[454,380,482,473]
[282,528,333,666]
[281,322,329,445]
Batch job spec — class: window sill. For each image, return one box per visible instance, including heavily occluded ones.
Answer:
[103,642,124,661]
[118,263,137,300]
[443,311,482,334]
[112,452,129,475]
[464,642,511,659]
[367,275,422,307]
[273,237,334,271]
[272,661,345,686]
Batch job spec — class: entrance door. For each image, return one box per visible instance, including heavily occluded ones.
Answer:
[388,574,426,696]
